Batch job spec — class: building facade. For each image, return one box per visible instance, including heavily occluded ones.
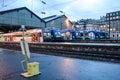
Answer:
[0,7,45,33]
[43,15,73,30]
[106,11,120,39]
[75,19,108,31]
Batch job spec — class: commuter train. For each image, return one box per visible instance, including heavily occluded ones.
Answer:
[86,30,109,40]
[0,28,109,43]
[61,29,84,41]
[1,29,43,42]
[43,28,62,42]
[60,29,109,40]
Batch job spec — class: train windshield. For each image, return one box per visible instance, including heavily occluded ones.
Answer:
[43,32,51,37]
[55,32,61,37]
[76,32,79,36]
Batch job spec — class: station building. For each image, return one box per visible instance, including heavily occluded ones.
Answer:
[106,11,120,39]
[43,15,73,30]
[0,7,73,33]
[0,7,45,33]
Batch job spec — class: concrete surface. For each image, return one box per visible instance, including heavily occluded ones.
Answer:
[0,48,120,80]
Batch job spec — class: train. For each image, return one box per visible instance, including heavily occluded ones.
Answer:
[0,28,109,42]
[0,29,43,42]
[42,28,62,42]
[61,29,109,40]
[87,30,109,40]
[61,29,84,41]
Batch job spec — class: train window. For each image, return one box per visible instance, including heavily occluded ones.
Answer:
[25,34,32,37]
[47,33,51,36]
[55,32,57,35]
[55,32,61,36]
[81,33,83,36]
[39,33,42,37]
[76,32,79,36]
[113,35,114,37]
[43,33,47,36]
[117,34,118,37]
[58,32,61,35]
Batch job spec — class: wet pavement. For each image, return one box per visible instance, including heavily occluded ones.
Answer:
[0,48,120,80]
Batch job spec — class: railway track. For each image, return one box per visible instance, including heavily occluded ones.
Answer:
[30,47,120,63]
[0,42,120,63]
[67,39,120,43]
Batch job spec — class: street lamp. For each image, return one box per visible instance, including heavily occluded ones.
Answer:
[59,10,65,15]
[20,25,26,40]
[41,0,46,15]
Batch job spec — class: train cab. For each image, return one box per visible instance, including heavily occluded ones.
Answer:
[87,30,100,40]
[87,30,109,40]
[76,30,84,39]
[43,29,52,42]
[43,28,62,42]
[61,29,73,40]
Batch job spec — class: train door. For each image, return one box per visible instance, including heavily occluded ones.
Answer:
[4,35,13,42]
[31,32,43,42]
[32,33,35,42]
[38,32,43,42]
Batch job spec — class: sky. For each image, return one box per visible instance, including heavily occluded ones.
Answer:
[0,0,120,21]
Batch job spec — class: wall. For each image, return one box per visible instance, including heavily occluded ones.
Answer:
[0,9,45,28]
[46,16,73,30]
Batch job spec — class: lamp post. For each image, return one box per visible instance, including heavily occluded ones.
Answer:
[60,10,65,15]
[21,25,26,40]
[41,0,46,15]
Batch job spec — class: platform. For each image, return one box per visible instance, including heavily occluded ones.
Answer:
[0,48,120,80]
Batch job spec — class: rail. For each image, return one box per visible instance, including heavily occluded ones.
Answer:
[0,42,120,62]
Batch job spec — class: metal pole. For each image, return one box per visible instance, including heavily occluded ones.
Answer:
[22,25,25,40]
[108,16,111,39]
[83,23,86,40]
[31,0,33,10]
[21,25,29,63]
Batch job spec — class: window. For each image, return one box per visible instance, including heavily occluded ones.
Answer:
[113,17,116,19]
[113,13,116,16]
[116,16,119,19]
[31,13,33,18]
[106,14,109,17]
[110,17,112,20]
[116,12,119,15]
[110,13,113,16]
[113,35,114,37]
[117,34,119,37]
[76,32,78,36]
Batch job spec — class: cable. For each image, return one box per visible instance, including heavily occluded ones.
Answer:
[0,0,19,10]
[45,0,78,9]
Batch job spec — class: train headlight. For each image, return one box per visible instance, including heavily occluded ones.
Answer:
[61,33,64,36]
[88,32,95,39]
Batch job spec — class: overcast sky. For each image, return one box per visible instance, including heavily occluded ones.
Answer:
[0,0,120,21]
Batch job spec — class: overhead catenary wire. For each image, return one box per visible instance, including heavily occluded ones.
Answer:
[0,0,19,10]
